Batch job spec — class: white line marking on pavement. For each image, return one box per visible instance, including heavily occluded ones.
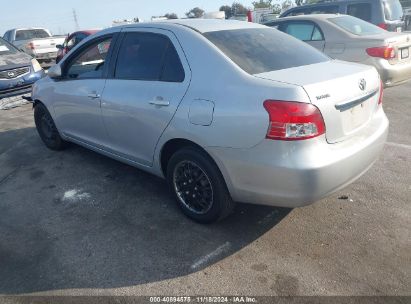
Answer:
[191,242,231,270]
[386,142,411,150]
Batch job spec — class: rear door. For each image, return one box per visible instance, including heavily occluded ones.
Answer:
[100,28,191,166]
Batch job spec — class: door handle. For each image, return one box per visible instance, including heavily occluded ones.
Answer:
[87,93,101,99]
[149,97,170,107]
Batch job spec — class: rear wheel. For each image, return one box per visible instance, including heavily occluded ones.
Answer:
[34,103,67,150]
[166,147,235,223]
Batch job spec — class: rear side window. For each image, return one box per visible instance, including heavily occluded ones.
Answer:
[115,32,185,82]
[383,0,404,21]
[347,3,372,22]
[15,29,50,41]
[284,22,324,41]
[204,28,329,75]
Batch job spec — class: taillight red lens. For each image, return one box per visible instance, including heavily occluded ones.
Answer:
[377,23,388,30]
[263,100,325,141]
[366,46,396,59]
[378,80,384,105]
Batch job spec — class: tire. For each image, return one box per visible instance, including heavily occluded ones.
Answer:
[166,147,235,223]
[34,103,67,151]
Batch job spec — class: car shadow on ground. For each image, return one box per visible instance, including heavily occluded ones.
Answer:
[0,127,291,294]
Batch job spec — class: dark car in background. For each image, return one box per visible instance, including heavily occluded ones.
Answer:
[280,0,405,32]
[0,37,44,100]
[56,30,100,63]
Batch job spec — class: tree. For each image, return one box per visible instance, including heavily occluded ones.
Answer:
[165,13,178,19]
[232,2,248,15]
[219,5,233,19]
[185,7,205,18]
[252,0,272,9]
[295,0,304,5]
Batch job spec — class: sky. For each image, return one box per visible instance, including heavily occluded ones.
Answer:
[1,0,267,36]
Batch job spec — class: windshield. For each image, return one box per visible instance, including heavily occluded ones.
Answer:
[328,15,385,36]
[15,29,50,41]
[383,0,403,21]
[203,28,329,74]
[0,38,18,55]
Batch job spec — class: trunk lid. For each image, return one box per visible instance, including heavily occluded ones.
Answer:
[383,33,411,65]
[255,60,380,143]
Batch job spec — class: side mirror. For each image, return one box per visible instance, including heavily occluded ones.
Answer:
[56,44,64,50]
[48,64,62,79]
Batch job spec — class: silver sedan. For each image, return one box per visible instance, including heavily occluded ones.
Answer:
[267,14,411,87]
[32,19,388,223]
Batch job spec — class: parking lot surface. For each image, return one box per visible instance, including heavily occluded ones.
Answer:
[0,83,410,296]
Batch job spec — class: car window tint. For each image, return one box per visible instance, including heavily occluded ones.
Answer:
[328,15,384,36]
[115,32,170,81]
[312,26,324,41]
[66,37,112,79]
[285,23,316,41]
[347,3,372,22]
[204,28,329,75]
[160,43,185,82]
[15,29,50,41]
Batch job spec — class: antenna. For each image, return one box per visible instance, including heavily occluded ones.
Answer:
[72,8,80,31]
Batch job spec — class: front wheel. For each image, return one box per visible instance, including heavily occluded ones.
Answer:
[166,147,235,223]
[34,103,67,151]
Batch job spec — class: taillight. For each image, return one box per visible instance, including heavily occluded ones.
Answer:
[27,42,35,50]
[377,23,388,30]
[263,100,325,141]
[366,46,396,59]
[378,80,384,105]
[247,11,252,22]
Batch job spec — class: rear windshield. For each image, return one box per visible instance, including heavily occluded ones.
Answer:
[0,38,18,54]
[15,29,50,41]
[383,0,403,21]
[328,15,385,36]
[203,28,329,74]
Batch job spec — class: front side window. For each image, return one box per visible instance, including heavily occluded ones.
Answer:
[15,29,50,41]
[204,28,329,75]
[115,32,184,82]
[329,15,385,36]
[347,3,372,22]
[66,36,112,79]
[284,22,324,41]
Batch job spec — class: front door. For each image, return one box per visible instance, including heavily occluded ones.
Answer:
[101,29,191,166]
[52,36,113,147]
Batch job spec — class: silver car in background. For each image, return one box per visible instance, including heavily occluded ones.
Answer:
[32,20,388,223]
[266,14,411,87]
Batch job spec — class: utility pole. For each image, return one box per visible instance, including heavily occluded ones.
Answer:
[72,8,80,31]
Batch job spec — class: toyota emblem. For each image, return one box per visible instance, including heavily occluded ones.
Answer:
[7,71,15,78]
[359,79,367,91]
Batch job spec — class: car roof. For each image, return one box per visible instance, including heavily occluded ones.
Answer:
[277,14,342,22]
[73,29,100,35]
[120,19,266,33]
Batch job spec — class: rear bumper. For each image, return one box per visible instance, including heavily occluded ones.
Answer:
[208,109,388,208]
[371,58,411,87]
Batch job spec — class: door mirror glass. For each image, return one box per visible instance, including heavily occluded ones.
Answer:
[48,64,62,78]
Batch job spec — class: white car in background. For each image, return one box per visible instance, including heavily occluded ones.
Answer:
[32,20,388,223]
[3,28,65,66]
[266,14,411,87]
